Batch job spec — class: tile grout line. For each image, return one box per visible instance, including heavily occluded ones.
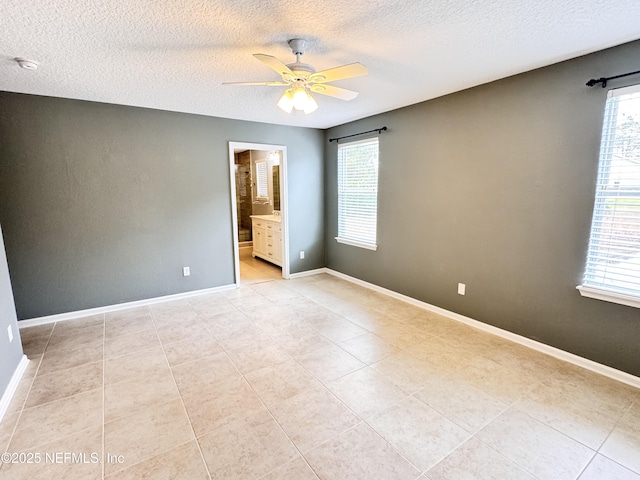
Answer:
[226,349,324,480]
[506,404,601,450]
[13,276,640,478]
[597,391,639,452]
[575,453,599,480]
[3,323,53,455]
[223,284,427,478]
[592,394,639,473]
[4,361,110,413]
[213,287,372,398]
[465,434,543,479]
[353,390,447,476]
[101,313,106,480]
[102,306,181,478]
[396,376,637,478]
[1,388,106,455]
[151,303,213,480]
[292,282,619,469]
[198,285,325,478]
[475,404,601,478]
[254,282,574,478]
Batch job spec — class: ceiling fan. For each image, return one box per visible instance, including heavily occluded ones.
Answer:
[223,39,367,114]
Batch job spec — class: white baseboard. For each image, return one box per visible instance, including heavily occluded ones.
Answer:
[0,355,29,423]
[323,269,640,389]
[18,284,237,329]
[288,268,329,279]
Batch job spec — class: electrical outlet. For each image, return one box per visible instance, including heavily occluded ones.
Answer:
[299,251,305,259]
[183,266,190,277]
[458,283,466,295]
[7,325,13,342]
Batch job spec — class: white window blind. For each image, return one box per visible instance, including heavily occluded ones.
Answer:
[336,137,379,250]
[579,84,640,308]
[255,161,268,199]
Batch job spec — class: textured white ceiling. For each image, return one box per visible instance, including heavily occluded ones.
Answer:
[1,0,639,129]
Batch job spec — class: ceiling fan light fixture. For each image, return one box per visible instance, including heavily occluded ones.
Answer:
[277,89,295,113]
[303,93,318,114]
[277,87,318,115]
[292,87,309,110]
[225,38,368,116]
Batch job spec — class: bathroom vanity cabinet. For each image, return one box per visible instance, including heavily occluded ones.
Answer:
[250,215,282,266]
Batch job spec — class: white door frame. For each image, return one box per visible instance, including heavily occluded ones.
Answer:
[228,141,290,287]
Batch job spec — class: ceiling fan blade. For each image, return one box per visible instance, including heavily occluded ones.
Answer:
[310,83,359,101]
[223,81,289,86]
[309,63,367,83]
[253,54,294,79]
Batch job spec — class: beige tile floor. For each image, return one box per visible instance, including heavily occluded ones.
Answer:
[1,269,640,479]
[239,246,282,285]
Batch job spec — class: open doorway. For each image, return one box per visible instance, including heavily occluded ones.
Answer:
[228,142,289,287]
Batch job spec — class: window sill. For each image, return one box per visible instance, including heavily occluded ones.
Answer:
[335,237,377,251]
[577,285,640,309]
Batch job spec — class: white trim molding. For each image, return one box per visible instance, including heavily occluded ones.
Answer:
[288,268,329,279]
[577,285,640,309]
[18,284,236,328]
[335,237,378,251]
[228,141,290,286]
[0,355,29,423]
[323,269,640,389]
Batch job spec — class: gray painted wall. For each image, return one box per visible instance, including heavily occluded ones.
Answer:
[0,93,324,319]
[325,40,640,376]
[2,40,639,379]
[0,224,23,398]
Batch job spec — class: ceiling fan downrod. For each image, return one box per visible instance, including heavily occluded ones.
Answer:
[288,38,308,63]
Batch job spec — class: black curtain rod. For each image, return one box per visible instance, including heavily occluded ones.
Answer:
[586,69,640,88]
[329,126,387,143]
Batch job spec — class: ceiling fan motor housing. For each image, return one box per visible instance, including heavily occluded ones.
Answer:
[286,39,315,79]
[286,62,316,79]
[288,39,308,56]
[222,38,367,113]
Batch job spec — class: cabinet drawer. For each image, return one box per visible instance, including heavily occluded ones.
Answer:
[265,222,282,233]
[266,243,275,257]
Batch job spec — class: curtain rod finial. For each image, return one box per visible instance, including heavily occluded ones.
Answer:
[586,77,607,88]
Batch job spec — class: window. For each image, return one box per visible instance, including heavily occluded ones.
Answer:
[255,161,268,199]
[579,84,640,308]
[336,137,379,250]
